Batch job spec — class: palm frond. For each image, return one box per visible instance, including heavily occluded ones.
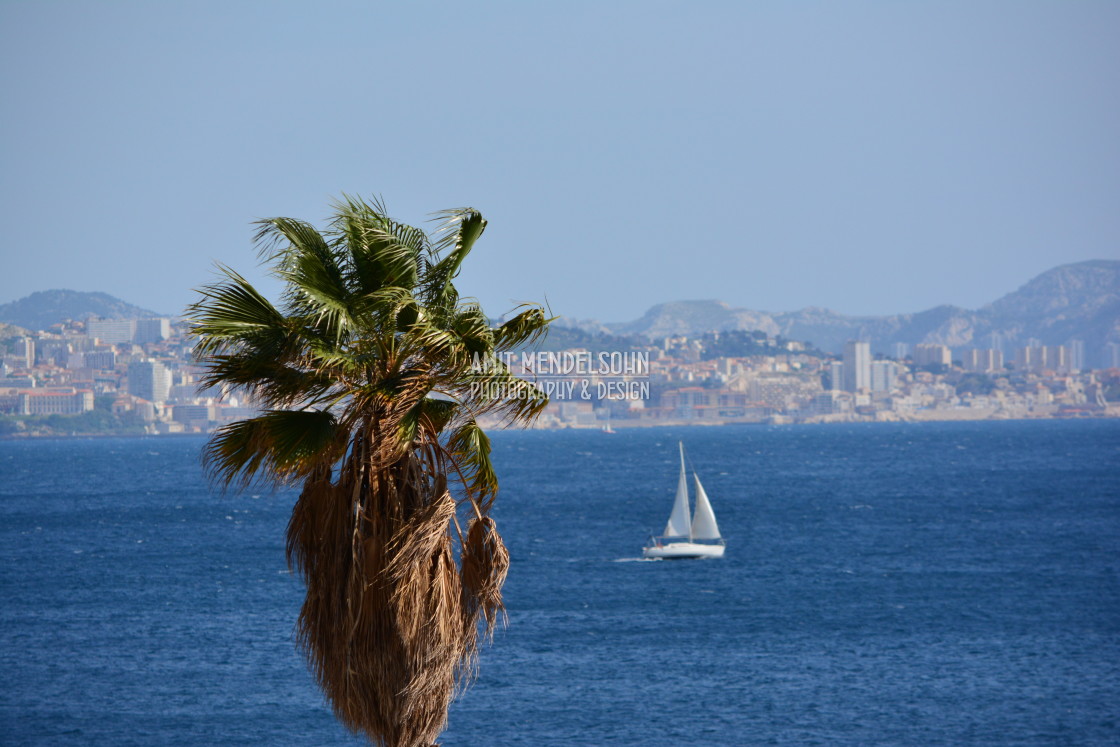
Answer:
[460,516,509,640]
[185,265,287,356]
[444,418,497,503]
[418,397,458,434]
[252,216,334,270]
[423,208,486,305]
[253,217,355,340]
[331,195,422,295]
[448,302,495,358]
[202,409,341,488]
[494,304,554,351]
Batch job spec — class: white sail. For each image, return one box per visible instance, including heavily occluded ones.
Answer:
[644,441,726,559]
[690,474,721,540]
[662,443,691,537]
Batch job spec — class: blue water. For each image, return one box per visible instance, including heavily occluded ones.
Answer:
[2,420,1119,745]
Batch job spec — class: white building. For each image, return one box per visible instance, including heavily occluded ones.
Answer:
[913,344,951,367]
[11,336,35,368]
[127,359,172,403]
[870,360,898,392]
[828,361,845,392]
[1069,340,1086,372]
[18,388,94,415]
[1044,346,1069,374]
[1105,342,1120,369]
[87,318,136,345]
[963,348,1004,374]
[135,318,171,344]
[842,340,871,392]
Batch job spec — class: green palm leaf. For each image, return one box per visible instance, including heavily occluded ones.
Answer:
[202,409,341,488]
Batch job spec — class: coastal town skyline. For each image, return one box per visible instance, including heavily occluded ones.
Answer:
[2,281,1117,436]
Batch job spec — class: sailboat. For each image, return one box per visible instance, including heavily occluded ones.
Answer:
[643,442,726,559]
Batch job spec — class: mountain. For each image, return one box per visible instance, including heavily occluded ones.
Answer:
[556,261,1120,356]
[6,261,1117,360]
[774,304,983,354]
[0,290,165,332]
[979,259,1120,347]
[612,300,781,338]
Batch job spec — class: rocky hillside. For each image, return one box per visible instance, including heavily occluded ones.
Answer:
[977,260,1120,349]
[558,260,1120,355]
[6,261,1117,361]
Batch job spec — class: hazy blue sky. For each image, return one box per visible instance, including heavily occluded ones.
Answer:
[2,1,1117,321]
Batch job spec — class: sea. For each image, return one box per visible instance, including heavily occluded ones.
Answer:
[2,419,1118,746]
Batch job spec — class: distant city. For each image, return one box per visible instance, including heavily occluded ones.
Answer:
[0,317,256,436]
[0,259,1117,435]
[0,310,1117,437]
[529,335,1117,430]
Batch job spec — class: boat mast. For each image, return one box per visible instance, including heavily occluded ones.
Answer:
[684,442,693,542]
[680,443,689,544]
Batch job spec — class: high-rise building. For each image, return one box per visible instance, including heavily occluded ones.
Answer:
[12,336,34,368]
[828,361,845,392]
[842,340,871,392]
[1014,345,1068,373]
[1069,340,1086,372]
[890,342,910,361]
[870,360,897,392]
[1103,342,1120,369]
[35,339,73,367]
[87,318,136,344]
[963,348,1004,373]
[1044,346,1069,374]
[127,359,171,403]
[1013,346,1040,371]
[913,344,951,367]
[84,350,117,370]
[135,318,171,344]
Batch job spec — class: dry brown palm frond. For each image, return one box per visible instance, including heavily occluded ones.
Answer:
[384,490,455,587]
[284,428,484,747]
[383,494,449,656]
[460,515,511,640]
[397,537,465,725]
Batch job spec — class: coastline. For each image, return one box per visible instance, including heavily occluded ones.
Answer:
[4,404,1117,440]
[517,407,1120,430]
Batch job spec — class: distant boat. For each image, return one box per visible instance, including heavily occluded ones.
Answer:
[643,442,725,559]
[601,423,616,434]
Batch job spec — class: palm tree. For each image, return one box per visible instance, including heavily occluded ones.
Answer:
[185,196,550,747]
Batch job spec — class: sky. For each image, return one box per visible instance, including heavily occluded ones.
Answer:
[1,1,1117,322]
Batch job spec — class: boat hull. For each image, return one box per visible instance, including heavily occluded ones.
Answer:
[643,541,725,560]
